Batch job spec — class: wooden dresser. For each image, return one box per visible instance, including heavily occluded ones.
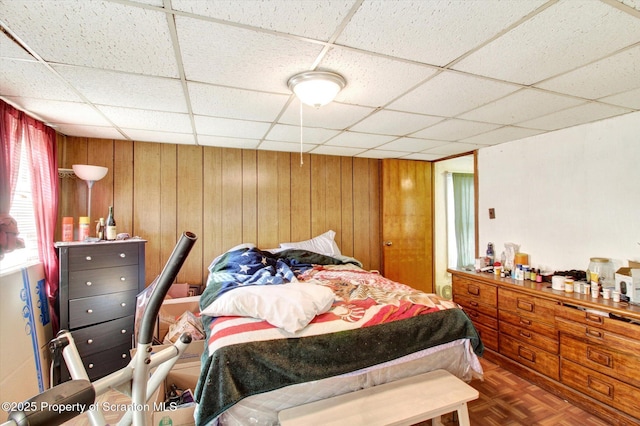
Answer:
[450,269,640,426]
[57,239,146,381]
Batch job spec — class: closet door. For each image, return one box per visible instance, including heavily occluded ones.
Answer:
[381,159,433,293]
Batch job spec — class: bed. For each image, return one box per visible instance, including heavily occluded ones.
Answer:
[194,233,484,426]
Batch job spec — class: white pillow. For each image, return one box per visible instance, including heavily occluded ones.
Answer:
[279,230,342,257]
[201,282,335,333]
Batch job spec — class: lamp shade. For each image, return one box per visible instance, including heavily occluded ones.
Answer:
[287,71,346,108]
[72,164,108,181]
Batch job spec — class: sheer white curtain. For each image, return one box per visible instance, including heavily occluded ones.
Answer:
[446,173,475,268]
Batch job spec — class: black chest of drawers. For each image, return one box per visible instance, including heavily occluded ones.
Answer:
[56,239,146,381]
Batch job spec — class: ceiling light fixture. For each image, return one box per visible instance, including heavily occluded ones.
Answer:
[287,71,346,108]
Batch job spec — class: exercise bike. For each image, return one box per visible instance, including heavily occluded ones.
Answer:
[4,231,197,426]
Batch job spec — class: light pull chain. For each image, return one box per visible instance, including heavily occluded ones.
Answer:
[299,101,304,167]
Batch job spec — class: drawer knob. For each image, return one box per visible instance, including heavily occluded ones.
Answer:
[88,363,94,369]
[121,353,127,359]
[85,256,92,261]
[87,309,93,314]
[87,339,93,344]
[119,253,126,258]
[85,281,92,286]
[120,277,126,281]
[121,302,126,307]
[121,329,126,334]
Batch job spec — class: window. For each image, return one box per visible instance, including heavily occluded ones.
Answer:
[0,144,40,273]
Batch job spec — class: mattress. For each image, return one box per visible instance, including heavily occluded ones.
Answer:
[214,339,482,426]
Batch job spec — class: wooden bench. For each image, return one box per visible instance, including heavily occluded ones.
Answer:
[278,369,478,426]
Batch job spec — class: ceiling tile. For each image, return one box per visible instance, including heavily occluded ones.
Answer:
[535,45,640,100]
[194,115,271,139]
[198,135,260,149]
[350,110,443,135]
[171,0,355,41]
[377,137,445,153]
[336,0,547,66]
[4,97,112,127]
[98,105,192,133]
[122,129,195,145]
[188,81,289,121]
[1,31,34,60]
[453,0,640,85]
[324,131,396,149]
[279,101,373,130]
[388,71,520,117]
[461,126,545,145]
[402,152,448,161]
[599,87,640,109]
[411,119,502,141]
[319,47,437,108]
[517,102,633,131]
[176,16,324,93]
[423,142,483,156]
[265,123,339,144]
[0,0,178,77]
[258,140,317,153]
[459,89,585,125]
[51,123,125,140]
[310,145,365,157]
[53,65,188,112]
[1,59,83,101]
[355,149,403,159]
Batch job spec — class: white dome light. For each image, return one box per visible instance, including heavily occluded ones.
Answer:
[287,71,346,108]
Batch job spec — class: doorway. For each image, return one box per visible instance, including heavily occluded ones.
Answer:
[433,155,475,299]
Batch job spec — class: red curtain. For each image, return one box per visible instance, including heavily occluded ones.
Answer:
[1,100,59,331]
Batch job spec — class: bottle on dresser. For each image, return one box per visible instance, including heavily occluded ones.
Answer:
[106,206,117,241]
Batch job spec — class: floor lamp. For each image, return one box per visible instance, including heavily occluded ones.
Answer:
[72,164,108,223]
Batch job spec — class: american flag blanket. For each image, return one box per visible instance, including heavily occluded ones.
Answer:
[194,248,483,426]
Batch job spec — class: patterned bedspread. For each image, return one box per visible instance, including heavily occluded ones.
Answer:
[194,247,483,426]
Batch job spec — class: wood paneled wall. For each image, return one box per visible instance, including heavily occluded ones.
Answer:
[56,135,382,287]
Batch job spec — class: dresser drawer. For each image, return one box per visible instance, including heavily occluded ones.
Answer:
[473,321,498,351]
[560,334,640,388]
[499,310,558,340]
[561,359,640,420]
[69,265,139,299]
[500,321,558,354]
[67,243,140,271]
[500,333,559,380]
[73,315,134,357]
[555,304,640,341]
[68,290,137,329]
[454,294,498,320]
[62,342,132,382]
[452,276,497,307]
[499,288,558,322]
[556,317,640,358]
[462,307,498,330]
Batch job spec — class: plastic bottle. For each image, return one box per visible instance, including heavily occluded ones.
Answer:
[106,206,117,241]
[486,242,494,266]
[78,216,90,241]
[62,217,73,242]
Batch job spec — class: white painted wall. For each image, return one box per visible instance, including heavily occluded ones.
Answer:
[478,111,640,273]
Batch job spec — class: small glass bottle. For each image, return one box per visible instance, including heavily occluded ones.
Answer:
[106,206,117,241]
[96,217,105,240]
[62,217,73,242]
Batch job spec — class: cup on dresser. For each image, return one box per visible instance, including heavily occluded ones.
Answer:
[552,275,565,291]
[591,288,599,298]
[603,288,612,299]
[612,291,621,302]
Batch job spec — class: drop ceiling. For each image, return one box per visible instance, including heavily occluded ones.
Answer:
[1,0,639,160]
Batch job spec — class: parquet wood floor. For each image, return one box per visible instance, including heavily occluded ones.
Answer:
[425,357,612,426]
[62,357,612,425]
